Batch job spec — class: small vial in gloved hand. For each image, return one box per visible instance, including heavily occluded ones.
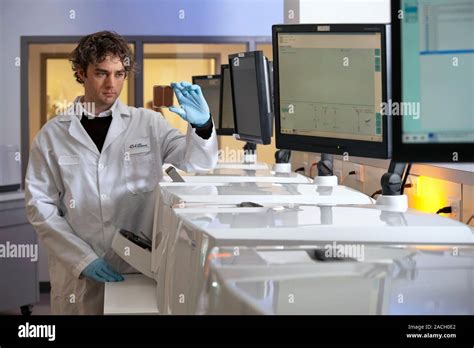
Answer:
[153,85,174,108]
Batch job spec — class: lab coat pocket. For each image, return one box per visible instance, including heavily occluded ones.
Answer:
[124,153,158,194]
[57,155,81,189]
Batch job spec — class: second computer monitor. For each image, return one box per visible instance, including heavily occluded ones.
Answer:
[391,0,474,162]
[192,75,221,130]
[229,51,272,145]
[217,64,235,136]
[273,24,392,159]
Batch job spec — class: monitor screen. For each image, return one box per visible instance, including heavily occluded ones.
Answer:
[391,0,474,162]
[218,65,235,135]
[273,24,391,159]
[192,75,221,130]
[229,51,272,145]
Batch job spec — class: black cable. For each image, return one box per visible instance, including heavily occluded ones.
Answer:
[294,167,305,173]
[436,206,452,215]
[401,163,412,195]
[371,190,382,199]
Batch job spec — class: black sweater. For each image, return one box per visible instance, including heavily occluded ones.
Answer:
[80,115,213,153]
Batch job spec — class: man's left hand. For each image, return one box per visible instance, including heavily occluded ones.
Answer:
[169,81,211,127]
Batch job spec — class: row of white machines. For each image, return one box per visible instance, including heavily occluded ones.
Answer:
[111,164,474,315]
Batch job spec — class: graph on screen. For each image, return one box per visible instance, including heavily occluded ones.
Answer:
[279,33,384,142]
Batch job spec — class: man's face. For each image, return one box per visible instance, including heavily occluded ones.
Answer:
[78,54,126,107]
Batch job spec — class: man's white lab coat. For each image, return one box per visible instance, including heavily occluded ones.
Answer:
[25,99,218,314]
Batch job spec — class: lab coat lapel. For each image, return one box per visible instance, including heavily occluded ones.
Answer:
[101,99,130,153]
[65,114,101,156]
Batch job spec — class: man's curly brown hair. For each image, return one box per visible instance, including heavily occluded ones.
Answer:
[70,31,136,84]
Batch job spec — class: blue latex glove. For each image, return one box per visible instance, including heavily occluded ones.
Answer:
[82,258,124,282]
[169,81,211,127]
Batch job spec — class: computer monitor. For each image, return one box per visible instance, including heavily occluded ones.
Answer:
[228,51,273,145]
[391,0,474,162]
[273,24,392,159]
[192,75,221,130]
[217,65,235,136]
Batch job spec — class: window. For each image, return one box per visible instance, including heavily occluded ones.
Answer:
[143,43,246,134]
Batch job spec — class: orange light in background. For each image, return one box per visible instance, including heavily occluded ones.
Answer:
[409,176,451,216]
[411,245,451,252]
[207,252,232,261]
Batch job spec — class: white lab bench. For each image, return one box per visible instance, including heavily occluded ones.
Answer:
[106,172,316,315]
[155,205,474,314]
[106,170,474,315]
[162,168,313,184]
[203,245,474,315]
[107,170,313,314]
[104,274,158,315]
[152,182,374,273]
[157,181,374,205]
[149,182,375,312]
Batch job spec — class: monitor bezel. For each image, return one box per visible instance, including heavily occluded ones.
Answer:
[192,74,221,131]
[267,60,275,135]
[217,64,235,136]
[229,51,272,145]
[391,0,473,163]
[272,23,392,159]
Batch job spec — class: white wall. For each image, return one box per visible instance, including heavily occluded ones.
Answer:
[0,0,283,164]
[299,0,390,23]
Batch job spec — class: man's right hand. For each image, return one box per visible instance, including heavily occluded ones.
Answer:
[82,258,124,282]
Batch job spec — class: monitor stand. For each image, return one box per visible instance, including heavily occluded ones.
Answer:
[243,142,257,164]
[313,153,338,186]
[376,161,408,211]
[273,149,292,174]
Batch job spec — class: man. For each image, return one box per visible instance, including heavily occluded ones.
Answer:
[25,31,218,314]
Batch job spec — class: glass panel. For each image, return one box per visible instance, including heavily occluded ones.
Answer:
[257,43,273,60]
[143,56,215,134]
[45,58,87,122]
[143,43,247,138]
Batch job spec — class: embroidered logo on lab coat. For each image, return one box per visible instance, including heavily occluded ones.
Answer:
[125,138,151,154]
[58,155,80,165]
